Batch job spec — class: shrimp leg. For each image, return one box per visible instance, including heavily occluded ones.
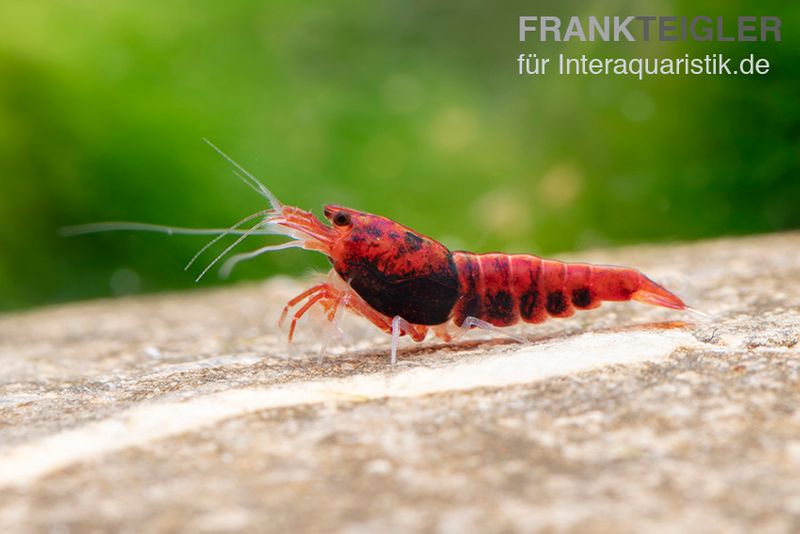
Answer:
[432,317,525,343]
[281,276,427,365]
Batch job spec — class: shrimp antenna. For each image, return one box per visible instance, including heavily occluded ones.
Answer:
[230,169,268,200]
[685,306,718,322]
[195,220,271,282]
[184,209,271,271]
[203,138,282,211]
[220,240,304,279]
[59,222,277,237]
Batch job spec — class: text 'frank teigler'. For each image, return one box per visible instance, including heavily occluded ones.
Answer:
[518,16,781,42]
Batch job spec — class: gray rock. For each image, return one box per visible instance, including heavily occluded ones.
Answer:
[1,232,799,533]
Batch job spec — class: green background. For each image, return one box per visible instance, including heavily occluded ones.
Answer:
[1,1,798,312]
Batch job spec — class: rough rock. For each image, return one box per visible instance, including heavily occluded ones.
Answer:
[1,232,799,533]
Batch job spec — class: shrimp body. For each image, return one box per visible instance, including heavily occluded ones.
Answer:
[66,141,690,364]
[276,204,688,363]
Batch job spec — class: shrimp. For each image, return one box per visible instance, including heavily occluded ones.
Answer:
[64,140,693,365]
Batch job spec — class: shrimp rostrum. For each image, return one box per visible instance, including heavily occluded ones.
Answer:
[66,141,691,365]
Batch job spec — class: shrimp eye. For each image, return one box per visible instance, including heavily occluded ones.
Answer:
[332,212,352,227]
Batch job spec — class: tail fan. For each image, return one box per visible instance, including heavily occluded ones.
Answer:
[631,274,687,310]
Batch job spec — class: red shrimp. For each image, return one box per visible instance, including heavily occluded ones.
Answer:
[65,141,692,365]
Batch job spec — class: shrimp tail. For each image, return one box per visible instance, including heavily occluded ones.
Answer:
[588,264,686,310]
[450,253,688,328]
[630,273,687,310]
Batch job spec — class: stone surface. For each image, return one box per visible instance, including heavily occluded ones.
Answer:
[1,232,799,533]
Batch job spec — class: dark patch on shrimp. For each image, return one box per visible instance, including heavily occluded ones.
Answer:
[519,289,539,319]
[343,253,460,325]
[458,295,481,326]
[546,291,567,315]
[404,232,423,251]
[487,290,514,324]
[364,225,383,238]
[571,287,593,308]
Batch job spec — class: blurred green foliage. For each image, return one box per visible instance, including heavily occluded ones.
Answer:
[0,0,798,311]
